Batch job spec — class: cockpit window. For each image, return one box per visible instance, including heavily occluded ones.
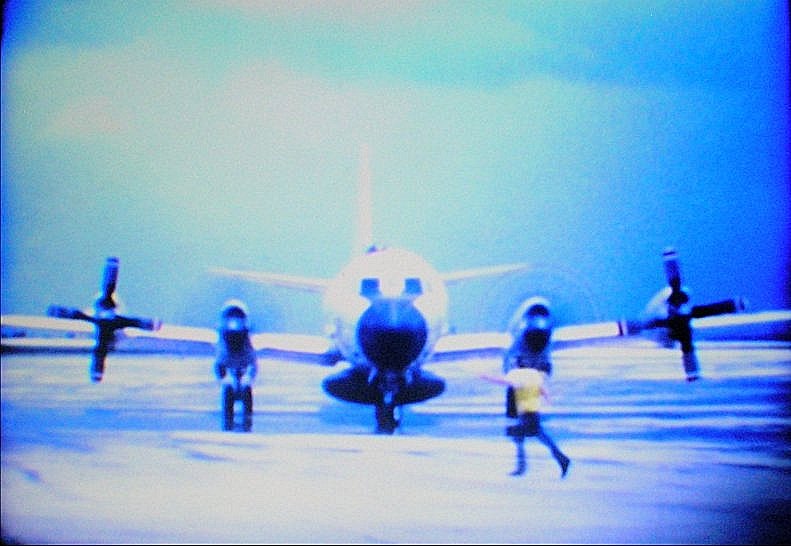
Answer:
[404,278,422,296]
[360,278,381,298]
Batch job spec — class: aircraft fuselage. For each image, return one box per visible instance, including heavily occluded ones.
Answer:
[320,247,450,432]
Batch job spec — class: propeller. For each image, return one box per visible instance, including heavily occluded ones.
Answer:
[44,256,161,382]
[641,247,746,381]
[97,256,120,312]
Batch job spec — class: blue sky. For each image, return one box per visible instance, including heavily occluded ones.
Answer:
[1,0,788,333]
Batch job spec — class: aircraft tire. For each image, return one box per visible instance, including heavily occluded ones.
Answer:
[375,403,398,435]
[222,385,234,431]
[241,387,253,432]
[242,386,253,416]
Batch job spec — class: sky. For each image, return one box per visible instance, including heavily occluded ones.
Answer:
[1,0,789,334]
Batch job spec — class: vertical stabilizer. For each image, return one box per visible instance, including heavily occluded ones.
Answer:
[354,144,374,256]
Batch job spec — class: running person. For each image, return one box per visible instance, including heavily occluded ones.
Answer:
[481,364,570,477]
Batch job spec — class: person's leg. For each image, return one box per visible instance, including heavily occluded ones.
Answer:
[511,438,526,476]
[536,427,570,477]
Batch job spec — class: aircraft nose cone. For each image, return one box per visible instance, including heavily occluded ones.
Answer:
[357,299,428,371]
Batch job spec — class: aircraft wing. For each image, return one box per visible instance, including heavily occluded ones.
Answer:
[1,314,95,334]
[1,316,220,355]
[69,312,762,362]
[2,308,340,364]
[430,310,790,362]
[120,324,218,355]
[688,310,791,341]
[1,314,95,353]
[250,332,341,365]
[0,336,97,353]
[691,309,791,329]
[431,332,512,361]
[549,311,790,347]
[126,324,340,363]
[430,320,635,361]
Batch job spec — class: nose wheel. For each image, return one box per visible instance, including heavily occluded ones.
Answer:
[375,402,400,434]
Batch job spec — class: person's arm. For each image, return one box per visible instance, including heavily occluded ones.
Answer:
[540,385,548,400]
[479,373,511,387]
[540,383,552,405]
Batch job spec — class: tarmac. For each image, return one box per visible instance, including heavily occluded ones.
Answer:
[2,341,790,544]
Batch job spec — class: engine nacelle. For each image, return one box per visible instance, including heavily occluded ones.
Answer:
[504,296,554,374]
[220,299,250,329]
[219,299,251,354]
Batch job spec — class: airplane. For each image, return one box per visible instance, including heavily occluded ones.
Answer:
[2,151,790,433]
[181,243,789,433]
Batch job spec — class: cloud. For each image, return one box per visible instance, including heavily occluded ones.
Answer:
[45,95,128,137]
[198,0,433,23]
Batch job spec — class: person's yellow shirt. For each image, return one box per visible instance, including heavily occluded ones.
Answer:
[505,367,545,414]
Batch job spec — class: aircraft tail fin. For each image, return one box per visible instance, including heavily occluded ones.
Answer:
[210,146,374,294]
[353,143,374,256]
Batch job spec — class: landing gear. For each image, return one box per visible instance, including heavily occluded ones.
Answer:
[222,384,253,432]
[375,402,400,434]
[223,385,234,431]
[241,386,253,432]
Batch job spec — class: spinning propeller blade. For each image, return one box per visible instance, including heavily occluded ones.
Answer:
[662,247,682,293]
[643,248,748,380]
[99,256,120,309]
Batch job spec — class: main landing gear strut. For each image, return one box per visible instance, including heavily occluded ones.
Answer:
[223,383,253,432]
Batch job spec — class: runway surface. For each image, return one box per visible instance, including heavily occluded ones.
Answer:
[2,341,790,544]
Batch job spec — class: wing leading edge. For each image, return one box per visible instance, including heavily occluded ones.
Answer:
[430,320,635,362]
[1,314,338,363]
[429,310,791,363]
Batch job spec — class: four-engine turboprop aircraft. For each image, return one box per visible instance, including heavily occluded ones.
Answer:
[174,242,788,433]
[2,150,790,433]
[140,153,791,430]
[2,246,788,433]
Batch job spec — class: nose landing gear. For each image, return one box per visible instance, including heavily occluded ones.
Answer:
[375,399,400,434]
